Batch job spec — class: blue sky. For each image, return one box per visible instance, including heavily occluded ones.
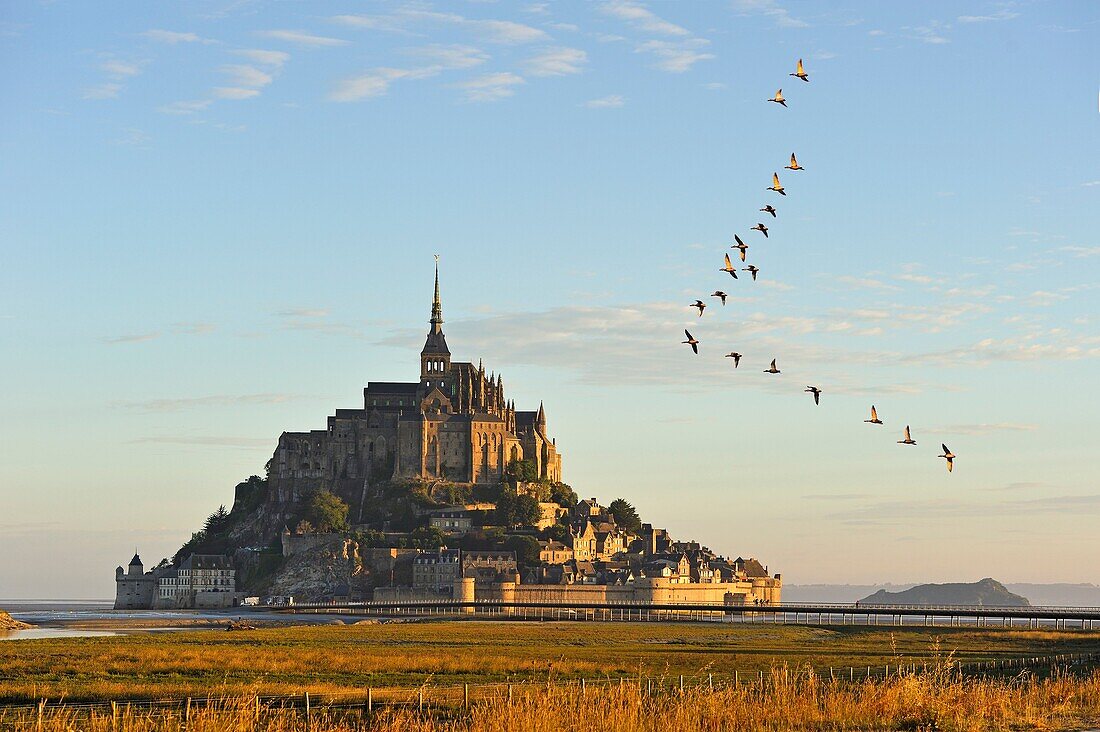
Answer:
[1,1,1097,599]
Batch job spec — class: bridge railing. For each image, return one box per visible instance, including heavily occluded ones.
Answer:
[275,598,1100,614]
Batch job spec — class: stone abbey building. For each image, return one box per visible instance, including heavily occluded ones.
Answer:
[267,262,563,506]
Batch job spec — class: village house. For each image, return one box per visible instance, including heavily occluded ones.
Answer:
[412,548,461,591]
[538,540,574,565]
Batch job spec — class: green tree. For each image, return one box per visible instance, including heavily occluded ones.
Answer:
[541,522,571,545]
[504,459,539,485]
[409,526,449,550]
[305,490,349,532]
[204,505,231,536]
[549,482,578,508]
[504,535,541,569]
[608,498,642,533]
[494,489,541,528]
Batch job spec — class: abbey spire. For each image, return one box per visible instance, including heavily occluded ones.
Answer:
[420,256,450,379]
[430,255,443,332]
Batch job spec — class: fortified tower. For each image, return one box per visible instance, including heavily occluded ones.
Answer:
[114,552,156,609]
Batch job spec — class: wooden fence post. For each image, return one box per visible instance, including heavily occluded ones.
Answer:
[464,683,469,709]
[304,692,311,731]
[185,697,191,724]
[367,687,373,715]
[36,699,44,732]
[111,701,118,732]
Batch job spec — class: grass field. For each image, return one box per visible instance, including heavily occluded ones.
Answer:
[3,670,1100,731]
[3,620,1100,704]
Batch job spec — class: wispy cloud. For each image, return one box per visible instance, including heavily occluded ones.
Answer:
[101,60,142,77]
[115,393,302,412]
[333,11,548,45]
[635,39,714,72]
[158,99,212,115]
[601,1,690,36]
[523,46,587,76]
[257,30,347,47]
[957,8,1019,23]
[84,56,145,100]
[213,87,260,100]
[909,22,951,44]
[835,275,901,292]
[141,29,210,44]
[330,69,430,101]
[276,308,329,318]
[102,332,160,345]
[113,128,151,147]
[1060,246,1100,258]
[457,72,525,102]
[928,423,1037,436]
[585,94,625,108]
[409,44,490,69]
[235,49,290,67]
[730,0,809,29]
[83,83,123,100]
[330,45,488,101]
[130,435,273,449]
[171,322,216,335]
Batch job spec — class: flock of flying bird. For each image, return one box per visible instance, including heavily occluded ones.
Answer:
[679,59,957,473]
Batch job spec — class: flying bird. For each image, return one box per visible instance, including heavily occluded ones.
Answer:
[864,405,883,425]
[790,58,808,82]
[768,172,786,196]
[805,386,821,405]
[720,253,739,278]
[938,444,956,473]
[785,153,804,171]
[743,265,759,281]
[764,358,780,374]
[725,352,742,368]
[760,204,777,218]
[712,290,727,305]
[682,329,699,354]
[691,300,706,316]
[751,223,769,238]
[732,235,749,262]
[897,425,917,445]
[768,88,787,107]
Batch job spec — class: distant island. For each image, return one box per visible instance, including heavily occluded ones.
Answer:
[859,578,1030,607]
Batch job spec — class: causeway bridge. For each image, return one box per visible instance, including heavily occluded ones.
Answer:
[263,599,1100,630]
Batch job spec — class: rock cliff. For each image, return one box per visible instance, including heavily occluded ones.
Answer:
[0,610,32,630]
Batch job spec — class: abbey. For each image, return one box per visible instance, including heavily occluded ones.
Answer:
[267,261,562,505]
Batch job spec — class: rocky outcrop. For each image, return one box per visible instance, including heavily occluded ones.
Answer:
[266,536,371,601]
[0,610,32,630]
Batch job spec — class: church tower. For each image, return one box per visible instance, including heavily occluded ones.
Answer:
[420,256,451,381]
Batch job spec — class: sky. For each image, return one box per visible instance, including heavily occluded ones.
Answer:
[0,1,1097,600]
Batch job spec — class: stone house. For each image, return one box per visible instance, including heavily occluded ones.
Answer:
[538,540,574,564]
[428,509,474,534]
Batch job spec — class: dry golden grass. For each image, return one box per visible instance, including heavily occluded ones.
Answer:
[3,621,1100,704]
[3,668,1100,731]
